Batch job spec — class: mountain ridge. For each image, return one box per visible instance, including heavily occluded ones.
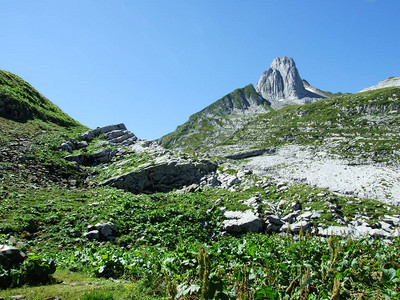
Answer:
[159,57,327,149]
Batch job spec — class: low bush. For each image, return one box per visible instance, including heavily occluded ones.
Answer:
[0,254,56,288]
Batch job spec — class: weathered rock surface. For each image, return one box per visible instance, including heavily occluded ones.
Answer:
[222,210,262,233]
[80,124,127,142]
[65,148,128,166]
[100,158,217,193]
[84,222,118,241]
[256,57,324,109]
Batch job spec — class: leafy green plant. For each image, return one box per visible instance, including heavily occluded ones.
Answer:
[0,254,56,288]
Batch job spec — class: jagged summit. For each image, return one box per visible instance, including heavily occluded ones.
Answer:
[256,57,324,108]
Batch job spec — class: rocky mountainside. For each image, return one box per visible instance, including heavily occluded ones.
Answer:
[191,83,271,117]
[360,76,400,92]
[159,84,271,151]
[2,67,400,298]
[159,58,400,207]
[160,57,326,151]
[256,57,325,108]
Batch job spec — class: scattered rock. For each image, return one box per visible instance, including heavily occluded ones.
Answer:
[83,222,118,241]
[222,210,262,234]
[291,202,302,212]
[243,197,261,213]
[383,215,400,226]
[266,215,284,226]
[65,148,127,166]
[225,148,275,160]
[176,184,200,194]
[282,211,299,224]
[10,295,25,299]
[281,220,311,233]
[60,141,74,153]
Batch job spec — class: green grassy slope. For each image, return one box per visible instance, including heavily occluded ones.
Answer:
[160,84,271,151]
[0,69,88,201]
[0,70,82,127]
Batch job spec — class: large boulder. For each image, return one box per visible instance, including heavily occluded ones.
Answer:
[84,222,119,242]
[222,210,262,234]
[100,158,217,193]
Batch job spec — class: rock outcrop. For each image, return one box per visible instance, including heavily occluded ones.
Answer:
[100,157,217,193]
[80,123,137,146]
[61,123,138,166]
[256,57,324,108]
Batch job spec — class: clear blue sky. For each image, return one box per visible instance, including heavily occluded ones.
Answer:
[1,0,399,139]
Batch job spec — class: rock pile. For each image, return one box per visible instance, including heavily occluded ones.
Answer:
[83,222,119,242]
[221,193,400,239]
[60,123,137,153]
[60,124,138,166]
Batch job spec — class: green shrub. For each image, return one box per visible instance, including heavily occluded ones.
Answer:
[0,254,56,288]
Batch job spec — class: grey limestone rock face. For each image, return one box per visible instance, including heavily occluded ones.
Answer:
[64,148,124,166]
[80,123,127,142]
[222,210,262,233]
[256,57,324,109]
[100,158,217,194]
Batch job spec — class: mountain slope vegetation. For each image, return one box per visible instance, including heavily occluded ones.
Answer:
[162,87,400,165]
[160,84,271,151]
[0,70,81,127]
[1,69,400,299]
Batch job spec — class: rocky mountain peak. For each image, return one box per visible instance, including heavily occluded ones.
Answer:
[256,57,324,108]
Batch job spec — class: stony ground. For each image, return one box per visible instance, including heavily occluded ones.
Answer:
[242,144,400,206]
